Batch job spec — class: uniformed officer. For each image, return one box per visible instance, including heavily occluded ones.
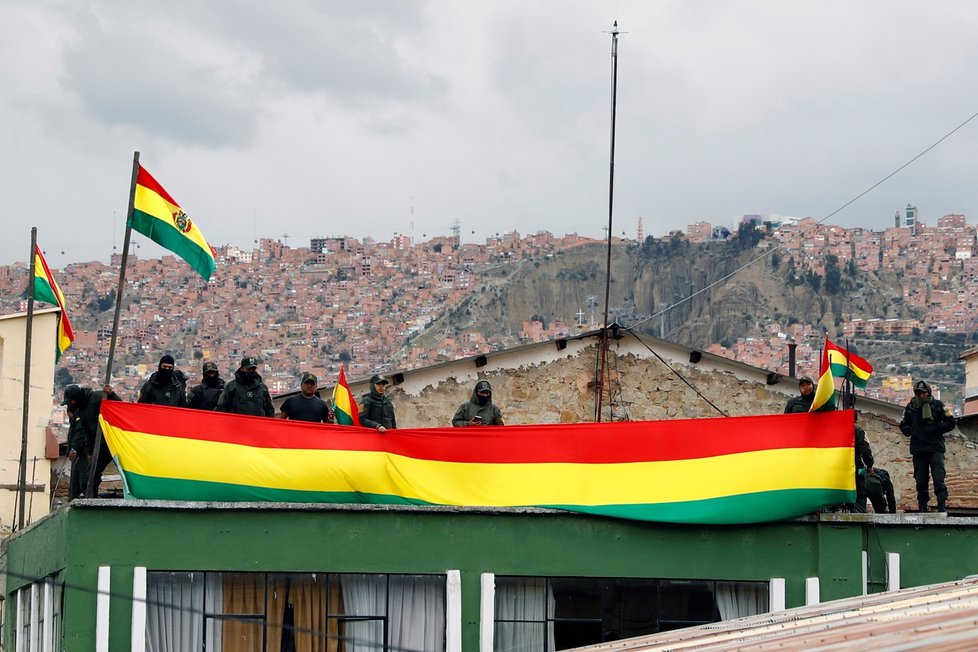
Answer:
[215,356,275,417]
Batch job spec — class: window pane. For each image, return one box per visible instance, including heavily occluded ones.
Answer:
[495,621,546,652]
[210,616,263,652]
[389,575,446,652]
[602,579,658,640]
[550,579,601,619]
[147,572,204,651]
[53,580,63,651]
[276,573,327,652]
[335,617,384,652]
[220,573,266,616]
[495,578,547,622]
[659,581,717,622]
[554,620,602,651]
[16,587,28,652]
[339,574,387,652]
[340,574,387,617]
[715,581,769,620]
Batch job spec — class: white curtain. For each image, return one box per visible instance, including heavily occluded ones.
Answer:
[146,572,204,652]
[341,574,387,652]
[494,578,555,652]
[389,575,446,652]
[204,573,224,650]
[341,574,447,652]
[715,582,768,621]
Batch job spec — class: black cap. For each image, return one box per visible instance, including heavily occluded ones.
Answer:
[798,376,814,385]
[202,362,219,373]
[301,372,318,384]
[475,380,492,394]
[240,356,259,369]
[62,384,83,405]
[914,380,931,394]
[370,374,389,385]
[160,354,176,366]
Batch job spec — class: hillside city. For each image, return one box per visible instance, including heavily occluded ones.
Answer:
[1,206,975,414]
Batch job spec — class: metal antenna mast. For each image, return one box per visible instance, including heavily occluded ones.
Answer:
[595,21,620,422]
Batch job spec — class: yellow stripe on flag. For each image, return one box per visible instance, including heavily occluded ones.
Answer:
[101,421,855,506]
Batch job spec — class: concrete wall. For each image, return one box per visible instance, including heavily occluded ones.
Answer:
[0,309,58,535]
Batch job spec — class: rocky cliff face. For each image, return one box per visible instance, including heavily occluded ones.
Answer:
[436,236,909,350]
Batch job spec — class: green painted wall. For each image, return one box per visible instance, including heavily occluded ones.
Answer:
[7,504,978,651]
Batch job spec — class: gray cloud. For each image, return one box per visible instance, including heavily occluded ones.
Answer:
[63,35,259,147]
[3,0,978,269]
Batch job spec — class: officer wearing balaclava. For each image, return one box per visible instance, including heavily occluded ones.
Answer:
[137,354,188,407]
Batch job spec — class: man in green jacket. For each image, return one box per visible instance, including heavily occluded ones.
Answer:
[899,380,956,512]
[360,375,396,433]
[784,377,815,413]
[452,380,505,427]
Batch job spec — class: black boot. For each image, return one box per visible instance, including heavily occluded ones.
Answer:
[937,501,947,513]
[918,502,929,513]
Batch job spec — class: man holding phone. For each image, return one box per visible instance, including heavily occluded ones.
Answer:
[452,379,505,427]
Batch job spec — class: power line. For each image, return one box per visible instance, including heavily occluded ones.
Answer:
[627,108,978,337]
[625,330,728,417]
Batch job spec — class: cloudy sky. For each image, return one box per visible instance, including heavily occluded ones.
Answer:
[3,1,978,267]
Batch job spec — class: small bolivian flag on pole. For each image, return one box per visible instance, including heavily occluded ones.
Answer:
[332,365,361,426]
[810,345,837,412]
[824,338,873,388]
[130,165,216,279]
[33,246,74,360]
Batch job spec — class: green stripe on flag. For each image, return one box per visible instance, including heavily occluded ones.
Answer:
[121,471,852,525]
[130,209,215,280]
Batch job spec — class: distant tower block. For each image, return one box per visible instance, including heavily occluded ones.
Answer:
[451,219,461,249]
[905,204,917,235]
[637,216,644,242]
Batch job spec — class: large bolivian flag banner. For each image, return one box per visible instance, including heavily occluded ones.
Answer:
[99,403,855,525]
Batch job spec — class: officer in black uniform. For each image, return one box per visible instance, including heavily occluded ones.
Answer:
[215,356,275,417]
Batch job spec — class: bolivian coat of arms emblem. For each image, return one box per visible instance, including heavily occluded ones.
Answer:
[171,210,193,234]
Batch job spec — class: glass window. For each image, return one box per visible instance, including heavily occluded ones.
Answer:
[494,577,767,651]
[10,573,63,652]
[146,571,446,652]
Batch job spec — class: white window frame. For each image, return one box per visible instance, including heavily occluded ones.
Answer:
[12,574,62,652]
[139,569,460,652]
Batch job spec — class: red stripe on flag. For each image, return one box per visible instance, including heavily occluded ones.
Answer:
[99,402,855,464]
[824,338,873,375]
[34,246,74,342]
[136,165,181,207]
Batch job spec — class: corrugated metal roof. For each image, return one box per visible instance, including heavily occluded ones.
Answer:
[572,577,978,651]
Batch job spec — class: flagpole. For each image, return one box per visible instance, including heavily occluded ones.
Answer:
[843,338,854,409]
[88,151,139,498]
[104,151,140,386]
[17,227,38,530]
[595,20,620,423]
